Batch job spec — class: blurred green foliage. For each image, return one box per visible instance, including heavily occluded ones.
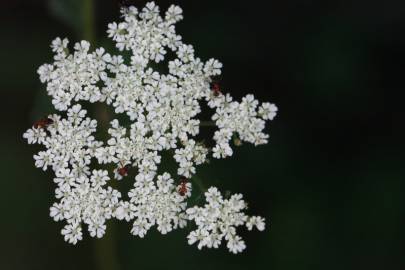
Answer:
[48,0,84,37]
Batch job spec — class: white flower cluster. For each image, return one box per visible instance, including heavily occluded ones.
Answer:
[23,2,277,253]
[187,187,265,253]
[118,172,190,237]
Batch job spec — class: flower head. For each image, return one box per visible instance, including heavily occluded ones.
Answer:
[24,1,276,253]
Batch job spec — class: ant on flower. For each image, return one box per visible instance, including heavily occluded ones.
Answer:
[178,176,189,196]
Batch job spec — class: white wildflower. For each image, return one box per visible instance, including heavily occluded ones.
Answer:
[24,2,276,253]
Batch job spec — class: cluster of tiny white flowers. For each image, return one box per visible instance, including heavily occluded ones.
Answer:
[186,187,265,253]
[23,2,277,253]
[116,172,190,237]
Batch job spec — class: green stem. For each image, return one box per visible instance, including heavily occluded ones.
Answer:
[81,1,120,270]
[83,0,95,44]
[93,226,121,270]
[191,175,207,194]
[191,175,208,204]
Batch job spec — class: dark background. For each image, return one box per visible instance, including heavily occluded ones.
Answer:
[1,0,404,269]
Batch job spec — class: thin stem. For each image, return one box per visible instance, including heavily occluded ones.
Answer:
[81,1,120,270]
[191,175,207,193]
[82,0,95,44]
[93,227,121,270]
[191,175,208,204]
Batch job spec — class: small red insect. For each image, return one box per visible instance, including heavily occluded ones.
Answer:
[210,82,221,97]
[117,164,131,177]
[33,118,54,129]
[178,176,188,196]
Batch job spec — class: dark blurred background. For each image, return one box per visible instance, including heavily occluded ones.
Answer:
[1,0,404,269]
